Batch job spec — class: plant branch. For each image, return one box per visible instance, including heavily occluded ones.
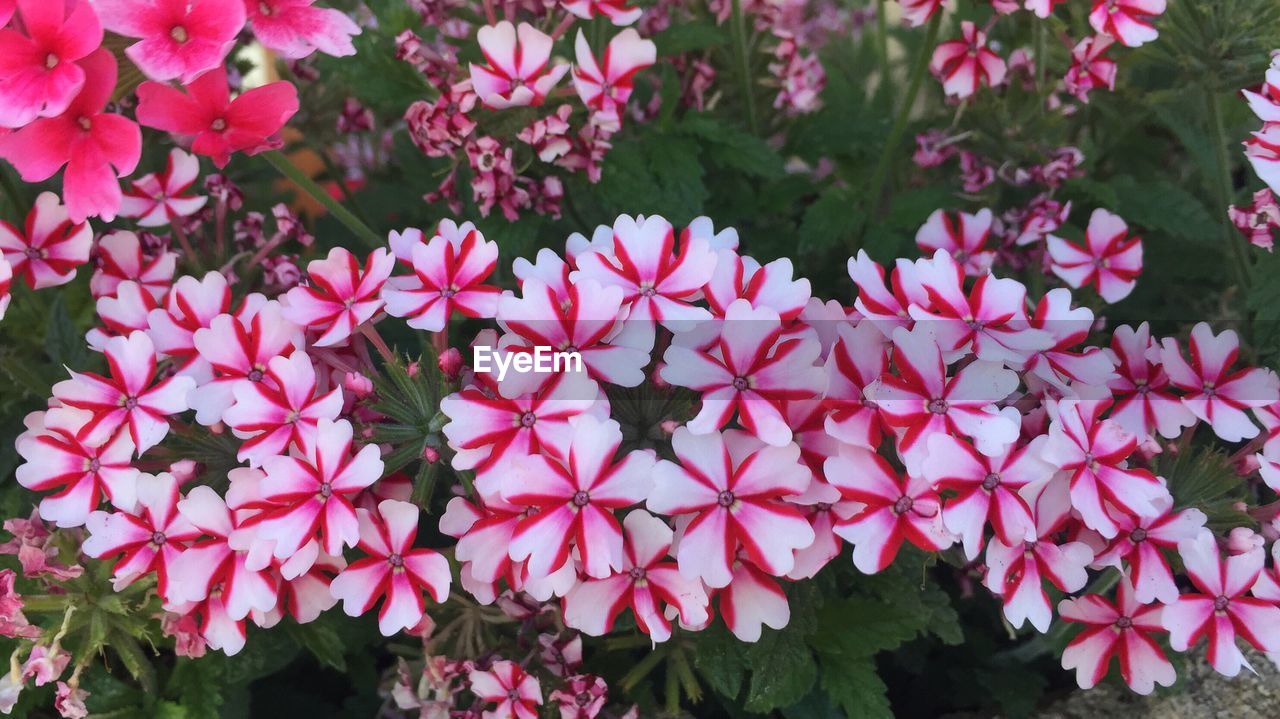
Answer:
[261,150,382,249]
[1204,88,1252,292]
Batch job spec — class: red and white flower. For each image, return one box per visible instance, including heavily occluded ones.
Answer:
[82,472,201,595]
[469,21,568,109]
[1047,209,1142,304]
[146,271,232,380]
[0,191,92,290]
[118,149,208,227]
[89,230,176,301]
[188,300,301,426]
[930,22,1007,100]
[381,227,500,333]
[1058,575,1176,695]
[1089,0,1166,48]
[899,0,945,27]
[1064,35,1118,103]
[1024,288,1117,393]
[915,209,996,276]
[571,29,656,131]
[0,256,9,321]
[1229,189,1280,251]
[822,321,888,450]
[1245,124,1280,196]
[562,0,641,25]
[15,408,139,527]
[1091,498,1207,605]
[704,250,811,323]
[222,351,344,467]
[1158,323,1280,443]
[282,247,395,347]
[468,660,542,719]
[1107,322,1194,440]
[847,250,930,336]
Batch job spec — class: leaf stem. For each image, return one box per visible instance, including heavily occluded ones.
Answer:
[261,150,382,249]
[1204,88,1252,292]
[730,0,759,136]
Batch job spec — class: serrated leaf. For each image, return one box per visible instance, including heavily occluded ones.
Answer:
[693,622,747,700]
[680,115,786,179]
[816,654,891,719]
[743,628,817,712]
[799,188,862,254]
[285,620,348,671]
[811,596,926,657]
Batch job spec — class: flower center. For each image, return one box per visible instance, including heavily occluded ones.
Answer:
[77,116,92,131]
[1214,595,1230,612]
[520,411,537,428]
[318,482,332,499]
[23,247,43,260]
[151,531,167,545]
[639,286,657,298]
[927,398,949,414]
[86,458,102,473]
[893,496,914,514]
[45,53,59,69]
[388,553,404,568]
[440,288,456,299]
[1114,616,1132,630]
[210,118,228,132]
[717,490,735,508]
[629,566,646,580]
[170,26,189,43]
[247,369,264,382]
[981,472,1001,491]
[577,691,593,706]
[571,490,590,507]
[732,376,749,392]
[1129,527,1147,543]
[123,396,139,410]
[258,1,273,15]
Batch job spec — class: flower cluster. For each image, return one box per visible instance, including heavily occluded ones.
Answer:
[1242,55,1280,248]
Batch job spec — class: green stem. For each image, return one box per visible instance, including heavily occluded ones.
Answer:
[1034,17,1046,106]
[261,150,382,249]
[730,0,759,135]
[855,11,942,251]
[1204,89,1252,292]
[20,594,68,613]
[876,0,890,87]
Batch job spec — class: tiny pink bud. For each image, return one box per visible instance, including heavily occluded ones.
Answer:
[1225,526,1264,555]
[422,446,440,463]
[1235,453,1261,475]
[406,361,420,378]
[659,420,679,437]
[438,348,462,381]
[344,372,374,397]
[168,460,198,484]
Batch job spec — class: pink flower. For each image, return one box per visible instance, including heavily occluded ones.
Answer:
[404,81,478,158]
[245,0,360,59]
[94,0,244,82]
[1245,124,1280,195]
[1229,188,1280,251]
[469,660,542,719]
[647,427,814,588]
[769,31,825,116]
[1107,322,1194,440]
[899,0,944,28]
[1064,35,1117,103]
[1024,0,1067,18]
[0,256,9,320]
[282,246,394,347]
[189,300,301,425]
[82,472,201,595]
[503,417,654,579]
[827,444,952,574]
[847,250,930,336]
[1007,195,1071,246]
[89,229,176,300]
[1158,323,1280,442]
[822,321,887,449]
[571,28,656,131]
[54,682,88,719]
[1058,575,1175,695]
[469,21,568,109]
[1243,65,1280,125]
[703,249,811,323]
[915,209,996,276]
[1163,529,1280,677]
[550,674,608,719]
[1091,499,1206,605]
[1089,0,1166,48]
[15,408,139,527]
[562,0,641,26]
[22,644,70,686]
[256,418,382,560]
[381,227,501,332]
[0,50,141,222]
[959,151,995,192]
[329,499,451,636]
[146,271,232,379]
[1024,288,1117,393]
[661,299,826,446]
[119,148,209,227]
[1041,399,1171,538]
[136,66,299,169]
[222,351,344,467]
[0,0,103,128]
[930,22,1006,100]
[563,509,709,641]
[1047,208,1143,303]
[52,330,196,454]
[0,191,92,289]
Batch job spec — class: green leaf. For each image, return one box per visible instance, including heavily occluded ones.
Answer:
[167,660,223,719]
[743,628,817,712]
[285,620,348,671]
[816,654,891,719]
[799,187,863,254]
[811,596,927,657]
[974,664,1048,718]
[693,622,747,700]
[654,20,726,55]
[680,115,786,179]
[1159,446,1252,530]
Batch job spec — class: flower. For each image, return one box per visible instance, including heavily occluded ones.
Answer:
[469,21,569,109]
[0,191,92,290]
[94,0,245,82]
[930,22,1007,100]
[136,66,299,169]
[1158,323,1280,443]
[15,408,139,527]
[550,674,608,719]
[1163,529,1280,677]
[703,250,810,322]
[89,229,177,300]
[145,271,232,379]
[1091,498,1206,605]
[53,682,89,719]
[82,472,201,595]
[915,209,996,276]
[244,0,360,60]
[282,246,394,347]
[222,351,344,467]
[329,499,451,636]
[0,50,141,222]
[51,330,196,454]
[1064,35,1117,103]
[469,660,542,719]
[381,227,501,332]
[899,0,945,28]
[571,28,656,131]
[1025,0,1068,18]
[1058,575,1175,695]
[0,256,9,320]
[647,427,814,588]
[1106,322,1195,441]
[1229,189,1280,251]
[562,0,641,26]
[822,321,887,449]
[188,300,301,425]
[563,509,709,641]
[1046,208,1143,303]
[119,148,209,227]
[0,0,103,128]
[1088,0,1166,48]
[503,417,655,579]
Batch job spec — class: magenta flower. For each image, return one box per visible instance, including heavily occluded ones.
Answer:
[189,300,301,426]
[329,499,451,636]
[647,427,813,588]
[930,22,1006,100]
[244,0,360,60]
[1159,323,1280,442]
[52,330,196,454]
[549,674,608,719]
[381,227,501,332]
[119,148,209,227]
[0,0,103,128]
[89,229,177,300]
[1047,208,1143,304]
[1106,322,1194,440]
[1229,188,1280,251]
[94,0,244,82]
[282,246,394,347]
[469,21,568,109]
[563,509,709,642]
[571,28,656,131]
[136,66,299,169]
[1064,35,1117,103]
[1089,0,1166,48]
[0,50,140,222]
[914,208,996,276]
[1091,499,1206,605]
[222,351,344,467]
[82,472,201,596]
[1163,529,1280,677]
[0,191,92,290]
[15,407,139,528]
[1058,575,1175,695]
[469,660,542,719]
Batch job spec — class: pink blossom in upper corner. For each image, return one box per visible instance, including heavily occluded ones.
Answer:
[572,29,656,132]
[245,0,360,60]
[381,227,501,333]
[0,191,92,290]
[93,0,245,83]
[1047,208,1143,303]
[0,0,14,25]
[469,21,569,109]
[282,247,394,347]
[1163,529,1280,677]
[221,351,343,467]
[329,499,451,636]
[469,660,542,719]
[647,428,814,588]
[1063,35,1117,103]
[51,331,196,454]
[1089,0,1166,49]
[1158,323,1280,443]
[82,472,200,595]
[15,407,139,527]
[1058,575,1176,695]
[0,50,141,222]
[914,208,996,276]
[562,0,641,26]
[563,510,709,642]
[1245,124,1280,195]
[119,149,209,227]
[136,66,299,169]
[1229,188,1280,251]
[0,0,103,128]
[898,0,944,28]
[930,22,1006,100]
[90,230,177,300]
